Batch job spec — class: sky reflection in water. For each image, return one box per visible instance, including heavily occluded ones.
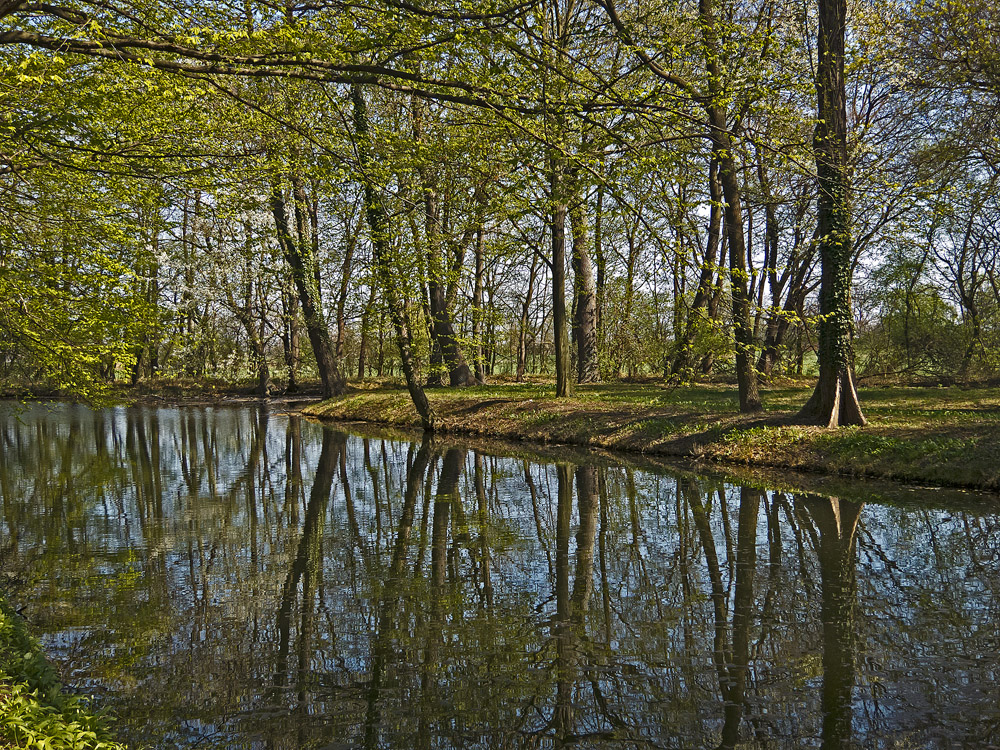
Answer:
[1,403,998,749]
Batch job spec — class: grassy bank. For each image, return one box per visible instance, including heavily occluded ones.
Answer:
[303,381,1000,492]
[0,596,126,750]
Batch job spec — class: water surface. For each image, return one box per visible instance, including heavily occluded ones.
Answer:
[1,403,998,748]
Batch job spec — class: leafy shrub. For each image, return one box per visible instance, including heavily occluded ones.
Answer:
[0,598,128,750]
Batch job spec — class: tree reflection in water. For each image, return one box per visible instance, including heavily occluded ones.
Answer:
[798,496,862,750]
[1,403,999,749]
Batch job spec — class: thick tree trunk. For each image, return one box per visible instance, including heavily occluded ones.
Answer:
[352,85,436,430]
[269,185,345,399]
[545,0,576,396]
[570,196,600,383]
[594,181,606,356]
[430,281,476,386]
[799,0,866,426]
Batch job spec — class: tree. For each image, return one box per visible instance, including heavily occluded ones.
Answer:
[798,0,866,426]
[595,0,766,412]
[352,84,437,430]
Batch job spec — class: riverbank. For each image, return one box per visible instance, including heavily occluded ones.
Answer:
[0,595,126,749]
[302,382,1000,492]
[1,376,324,407]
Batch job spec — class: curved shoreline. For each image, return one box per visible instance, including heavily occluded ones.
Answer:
[4,382,997,493]
[301,384,1000,494]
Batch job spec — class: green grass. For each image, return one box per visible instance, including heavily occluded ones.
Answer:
[304,381,1000,491]
[0,596,127,750]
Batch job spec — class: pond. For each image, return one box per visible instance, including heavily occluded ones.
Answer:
[1,403,998,749]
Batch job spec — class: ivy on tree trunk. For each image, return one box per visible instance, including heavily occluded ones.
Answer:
[799,0,867,427]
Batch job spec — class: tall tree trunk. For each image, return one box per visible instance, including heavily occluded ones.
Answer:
[570,191,600,383]
[700,0,763,413]
[472,209,487,384]
[352,84,436,430]
[545,1,576,397]
[712,135,761,412]
[799,0,866,426]
[594,180,606,357]
[550,165,573,397]
[269,184,346,399]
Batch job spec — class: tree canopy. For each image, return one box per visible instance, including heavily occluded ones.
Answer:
[2,0,997,419]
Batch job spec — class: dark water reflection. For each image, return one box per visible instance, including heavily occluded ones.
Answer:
[1,404,999,749]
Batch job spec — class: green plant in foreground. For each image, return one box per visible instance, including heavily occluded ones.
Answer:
[0,599,127,750]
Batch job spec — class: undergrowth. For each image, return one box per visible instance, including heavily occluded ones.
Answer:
[0,597,127,750]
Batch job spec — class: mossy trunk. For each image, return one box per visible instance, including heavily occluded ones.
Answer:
[799,0,866,427]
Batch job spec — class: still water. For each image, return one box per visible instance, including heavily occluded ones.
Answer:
[1,403,998,749]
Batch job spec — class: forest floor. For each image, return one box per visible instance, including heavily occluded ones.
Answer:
[303,380,1000,492]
